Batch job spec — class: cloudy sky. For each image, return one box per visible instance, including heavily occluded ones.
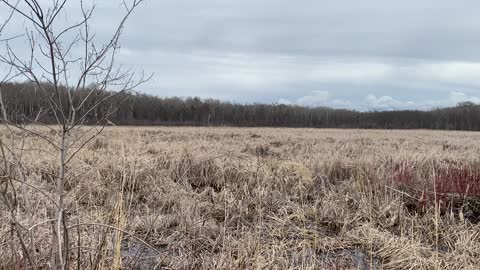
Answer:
[2,0,480,111]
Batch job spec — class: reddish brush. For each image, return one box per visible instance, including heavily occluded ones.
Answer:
[393,162,416,186]
[392,162,480,215]
[435,165,480,198]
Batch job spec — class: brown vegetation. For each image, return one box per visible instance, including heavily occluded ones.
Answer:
[1,127,480,269]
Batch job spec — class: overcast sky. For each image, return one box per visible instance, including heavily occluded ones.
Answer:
[2,0,480,111]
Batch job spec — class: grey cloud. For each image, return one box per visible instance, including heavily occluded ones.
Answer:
[121,0,480,61]
[282,90,480,111]
[2,0,480,110]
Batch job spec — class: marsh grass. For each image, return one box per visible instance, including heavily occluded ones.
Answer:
[1,127,480,269]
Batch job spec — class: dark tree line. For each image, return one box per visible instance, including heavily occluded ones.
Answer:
[1,81,480,130]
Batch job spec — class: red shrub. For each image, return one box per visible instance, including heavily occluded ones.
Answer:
[392,162,480,217]
[435,165,480,198]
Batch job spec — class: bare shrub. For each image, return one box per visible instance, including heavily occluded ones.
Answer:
[392,161,480,221]
[0,0,150,269]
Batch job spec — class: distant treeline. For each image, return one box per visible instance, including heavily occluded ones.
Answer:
[1,82,480,130]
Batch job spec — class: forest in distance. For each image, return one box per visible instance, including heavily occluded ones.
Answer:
[2,81,480,131]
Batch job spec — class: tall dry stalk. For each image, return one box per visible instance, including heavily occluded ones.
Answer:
[433,162,439,270]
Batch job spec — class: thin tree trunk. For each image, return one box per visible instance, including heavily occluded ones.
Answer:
[55,130,67,269]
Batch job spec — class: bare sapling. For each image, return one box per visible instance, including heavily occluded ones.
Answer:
[0,0,151,268]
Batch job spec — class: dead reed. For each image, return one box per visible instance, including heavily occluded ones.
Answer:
[1,127,480,269]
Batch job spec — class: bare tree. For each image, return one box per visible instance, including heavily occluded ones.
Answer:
[0,0,151,268]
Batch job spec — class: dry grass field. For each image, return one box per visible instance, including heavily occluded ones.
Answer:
[1,127,480,269]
